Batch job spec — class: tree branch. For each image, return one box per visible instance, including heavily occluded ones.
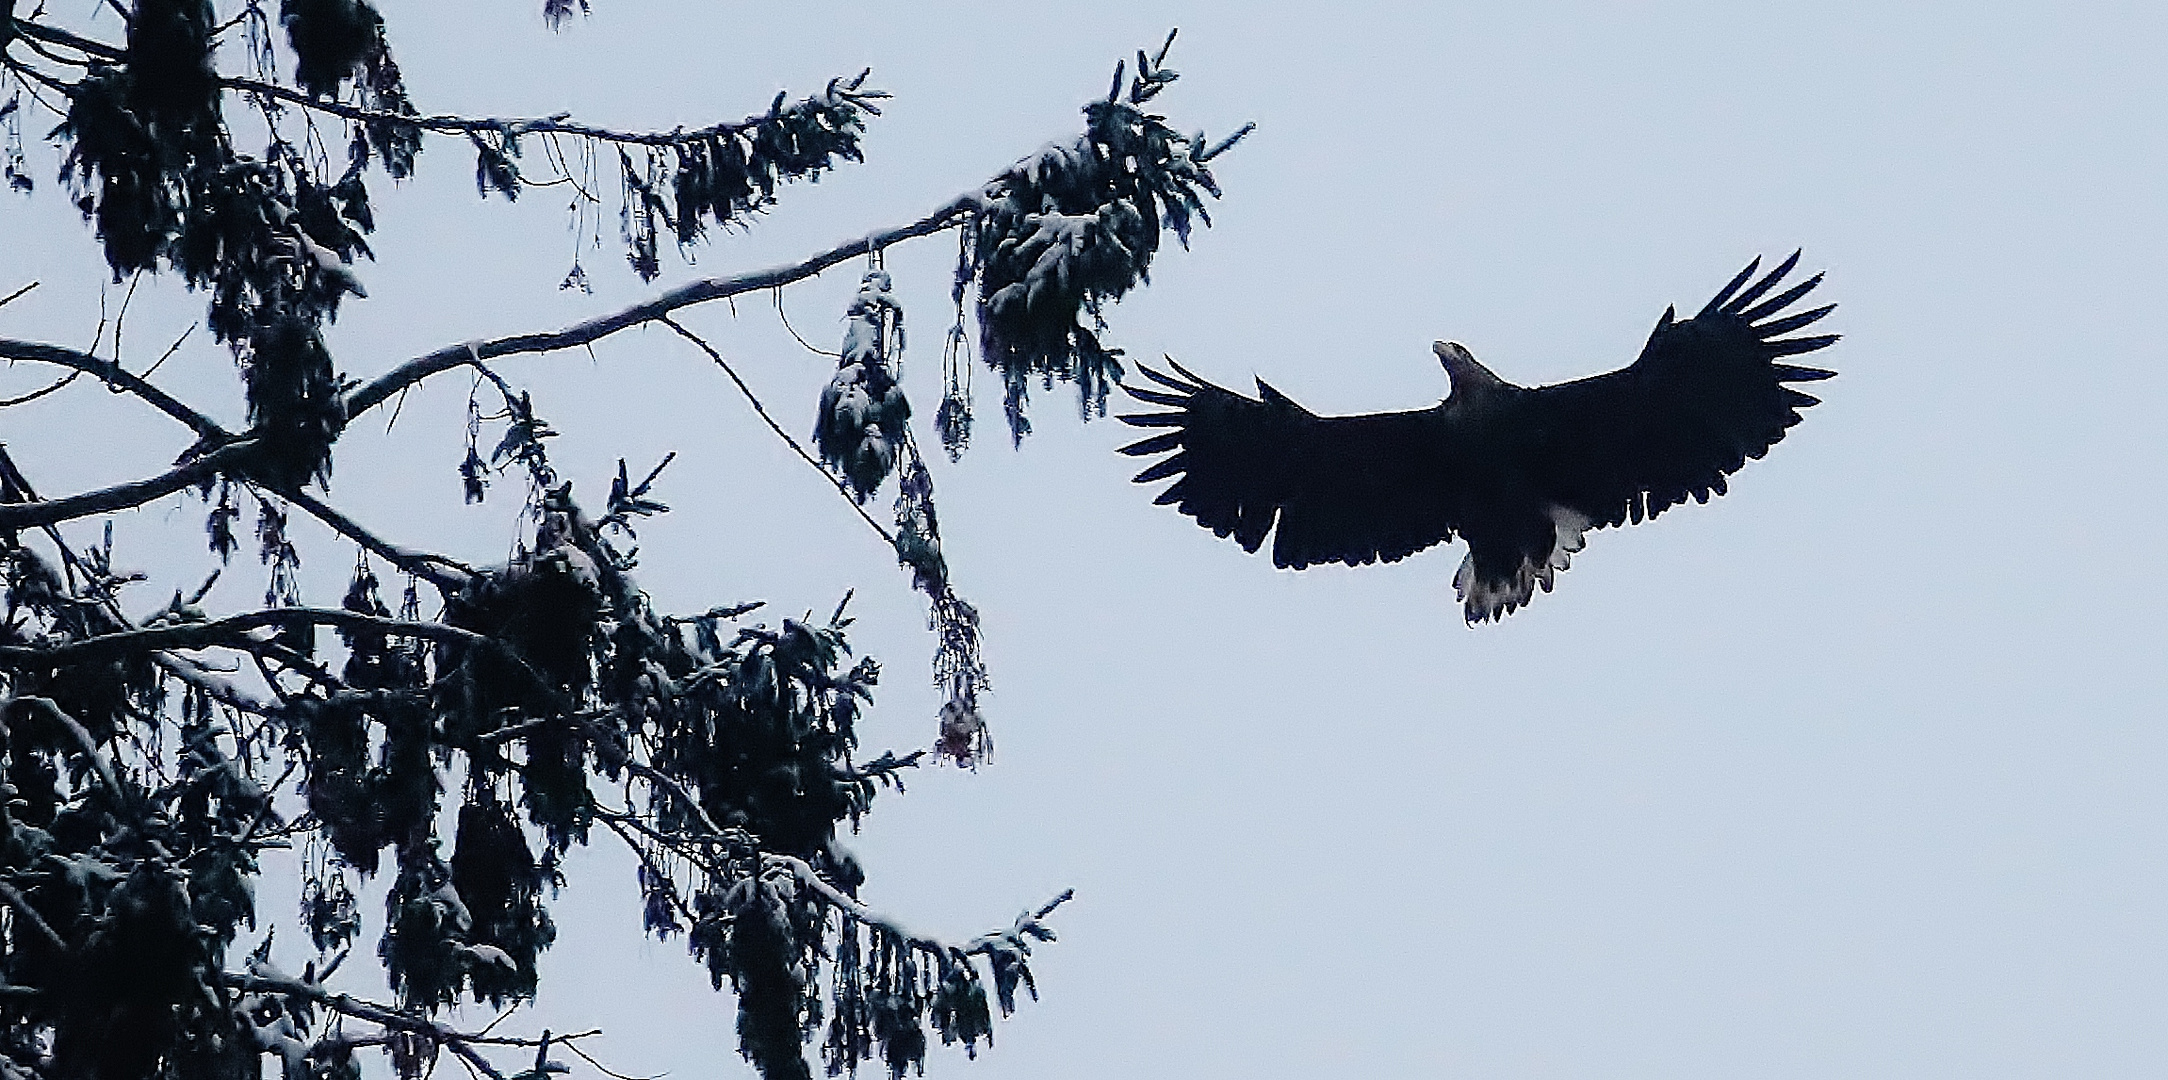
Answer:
[0,439,259,531]
[341,195,979,419]
[0,881,68,954]
[226,965,509,1080]
[4,695,121,795]
[151,652,280,715]
[573,716,1063,971]
[220,74,885,148]
[0,337,230,441]
[266,482,475,591]
[8,17,125,63]
[0,606,488,667]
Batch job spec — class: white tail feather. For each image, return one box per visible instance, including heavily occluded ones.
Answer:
[1454,506,1593,622]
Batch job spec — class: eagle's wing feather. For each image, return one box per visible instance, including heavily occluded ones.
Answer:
[1523,253,1837,530]
[1116,255,1836,624]
[1118,363,1464,569]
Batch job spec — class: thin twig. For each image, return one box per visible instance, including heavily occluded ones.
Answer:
[559,1038,659,1080]
[109,271,141,380]
[138,321,195,382]
[0,369,82,407]
[656,316,895,546]
[772,287,841,358]
[0,337,228,439]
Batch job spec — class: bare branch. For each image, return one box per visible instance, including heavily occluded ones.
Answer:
[0,337,230,440]
[0,440,259,532]
[267,483,475,591]
[0,370,81,407]
[8,18,126,62]
[342,195,979,419]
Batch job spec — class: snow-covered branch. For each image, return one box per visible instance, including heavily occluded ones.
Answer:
[226,965,511,1080]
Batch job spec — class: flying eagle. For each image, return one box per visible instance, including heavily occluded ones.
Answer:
[1117,253,1838,623]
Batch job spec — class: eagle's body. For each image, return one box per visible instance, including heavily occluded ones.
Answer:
[1118,254,1838,622]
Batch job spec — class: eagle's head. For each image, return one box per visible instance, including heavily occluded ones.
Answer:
[1432,341,1508,404]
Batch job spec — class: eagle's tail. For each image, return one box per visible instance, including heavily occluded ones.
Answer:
[1454,505,1593,624]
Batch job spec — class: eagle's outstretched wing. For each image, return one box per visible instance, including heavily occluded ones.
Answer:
[1116,363,1466,569]
[1116,253,1838,623]
[1520,251,1838,530]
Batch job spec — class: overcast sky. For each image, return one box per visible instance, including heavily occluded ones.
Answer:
[4,2,2165,1078]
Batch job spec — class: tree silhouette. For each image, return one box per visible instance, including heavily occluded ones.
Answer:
[0,6,1245,1079]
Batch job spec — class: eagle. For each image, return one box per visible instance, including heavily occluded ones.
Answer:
[1117,253,1838,623]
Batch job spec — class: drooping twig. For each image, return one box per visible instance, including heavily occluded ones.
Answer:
[772,288,841,358]
[655,316,895,547]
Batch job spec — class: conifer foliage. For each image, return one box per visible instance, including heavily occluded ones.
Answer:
[0,5,1239,1080]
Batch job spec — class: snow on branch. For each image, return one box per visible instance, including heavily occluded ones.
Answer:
[961,29,1253,441]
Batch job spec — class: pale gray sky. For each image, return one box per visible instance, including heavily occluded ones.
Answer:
[3,2,2164,1078]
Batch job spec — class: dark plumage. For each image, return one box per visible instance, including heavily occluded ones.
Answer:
[1118,253,1839,623]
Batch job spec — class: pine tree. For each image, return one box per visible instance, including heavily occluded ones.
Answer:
[0,6,1246,1078]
